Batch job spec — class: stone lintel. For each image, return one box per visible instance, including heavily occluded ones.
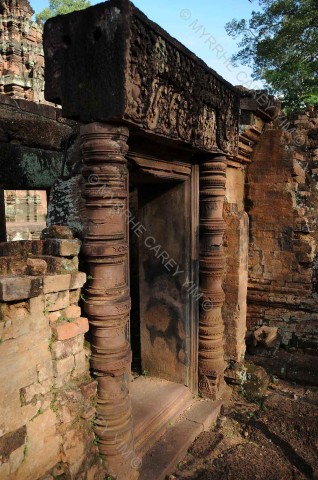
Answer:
[44,0,240,155]
[239,88,281,121]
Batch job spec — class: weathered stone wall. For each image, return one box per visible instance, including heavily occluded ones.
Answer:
[0,230,103,480]
[5,190,47,241]
[0,93,86,239]
[223,165,249,362]
[222,92,278,364]
[246,107,318,350]
[0,94,78,183]
[0,0,44,101]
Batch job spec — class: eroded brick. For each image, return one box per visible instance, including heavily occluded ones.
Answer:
[44,239,81,257]
[0,276,43,301]
[45,290,69,312]
[52,318,89,341]
[43,274,71,294]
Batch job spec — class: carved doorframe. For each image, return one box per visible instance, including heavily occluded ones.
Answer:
[127,152,200,393]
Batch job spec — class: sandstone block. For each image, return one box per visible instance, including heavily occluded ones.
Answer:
[20,379,51,405]
[46,174,87,240]
[63,428,81,451]
[0,393,39,436]
[36,360,54,383]
[45,290,69,312]
[48,311,62,323]
[253,326,279,348]
[58,404,73,425]
[69,289,82,305]
[2,330,52,378]
[0,257,7,275]
[53,318,89,341]
[70,271,86,289]
[0,461,10,478]
[16,99,57,121]
[39,255,79,275]
[41,225,74,239]
[5,257,28,276]
[73,351,89,376]
[44,239,81,257]
[26,258,48,276]
[242,362,270,400]
[0,240,44,257]
[0,345,38,394]
[54,355,75,385]
[80,380,97,400]
[64,443,85,475]
[0,297,46,342]
[0,143,72,190]
[52,336,84,360]
[0,104,73,151]
[0,276,43,301]
[43,274,71,293]
[80,407,96,420]
[64,305,81,320]
[23,411,60,478]
[9,443,25,473]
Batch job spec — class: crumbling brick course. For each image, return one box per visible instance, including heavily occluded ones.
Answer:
[246,107,318,350]
[0,229,103,480]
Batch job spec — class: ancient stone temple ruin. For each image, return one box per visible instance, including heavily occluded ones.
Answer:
[0,1,317,479]
[0,0,44,100]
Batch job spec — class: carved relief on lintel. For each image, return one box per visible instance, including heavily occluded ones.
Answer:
[125,14,239,155]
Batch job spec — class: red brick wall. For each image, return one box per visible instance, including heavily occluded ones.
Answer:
[246,110,318,350]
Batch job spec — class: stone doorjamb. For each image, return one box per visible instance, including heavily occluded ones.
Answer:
[81,122,137,480]
[198,155,227,400]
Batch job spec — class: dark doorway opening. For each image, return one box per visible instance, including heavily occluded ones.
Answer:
[129,175,192,386]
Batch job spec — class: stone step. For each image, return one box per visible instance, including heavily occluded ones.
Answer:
[131,376,193,456]
[139,397,222,480]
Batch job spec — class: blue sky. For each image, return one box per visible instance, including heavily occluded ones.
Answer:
[30,0,261,87]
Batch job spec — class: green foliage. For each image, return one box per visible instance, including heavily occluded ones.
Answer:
[56,315,75,324]
[226,0,318,110]
[48,333,56,352]
[36,0,91,23]
[80,293,87,303]
[22,436,29,463]
[31,408,44,421]
[50,384,59,415]
[20,390,26,407]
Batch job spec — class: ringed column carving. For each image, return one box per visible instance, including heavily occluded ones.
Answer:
[199,156,227,399]
[81,123,137,480]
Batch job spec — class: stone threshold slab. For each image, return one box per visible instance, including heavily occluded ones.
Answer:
[131,376,193,456]
[139,397,222,480]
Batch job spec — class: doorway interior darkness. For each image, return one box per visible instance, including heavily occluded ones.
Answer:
[128,157,199,393]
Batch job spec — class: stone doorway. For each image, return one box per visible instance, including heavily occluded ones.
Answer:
[128,156,199,456]
[43,0,240,475]
[129,173,198,386]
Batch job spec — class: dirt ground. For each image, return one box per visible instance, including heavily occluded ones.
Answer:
[171,379,318,480]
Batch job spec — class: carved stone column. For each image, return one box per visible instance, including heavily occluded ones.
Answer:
[81,123,137,479]
[199,156,227,399]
